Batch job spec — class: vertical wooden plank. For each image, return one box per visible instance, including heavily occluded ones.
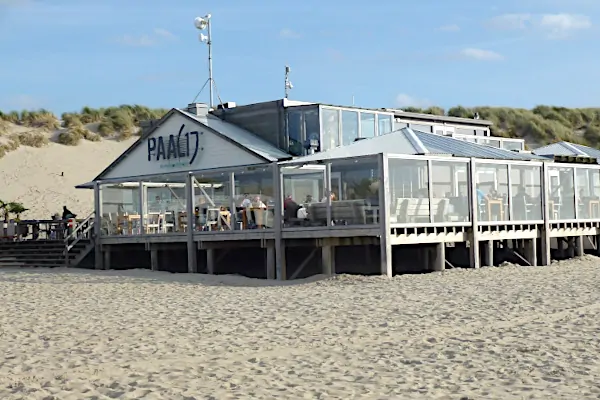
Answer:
[540,162,551,265]
[186,173,197,273]
[469,158,480,269]
[150,247,159,271]
[94,182,103,270]
[272,163,286,280]
[379,153,392,277]
[206,248,215,275]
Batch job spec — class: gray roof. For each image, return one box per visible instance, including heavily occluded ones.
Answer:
[412,129,547,161]
[180,109,292,162]
[91,108,291,182]
[280,128,435,164]
[282,128,544,164]
[533,141,600,161]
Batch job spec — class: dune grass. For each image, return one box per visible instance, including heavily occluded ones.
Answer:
[1,103,600,157]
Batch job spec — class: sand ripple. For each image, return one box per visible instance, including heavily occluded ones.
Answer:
[0,256,599,399]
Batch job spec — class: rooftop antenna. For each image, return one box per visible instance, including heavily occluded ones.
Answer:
[194,14,214,108]
[284,65,293,99]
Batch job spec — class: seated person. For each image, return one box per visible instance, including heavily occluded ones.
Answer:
[252,196,267,209]
[240,194,252,208]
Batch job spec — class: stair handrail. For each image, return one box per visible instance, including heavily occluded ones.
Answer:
[64,212,95,253]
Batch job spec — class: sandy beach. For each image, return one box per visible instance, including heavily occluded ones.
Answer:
[0,258,598,399]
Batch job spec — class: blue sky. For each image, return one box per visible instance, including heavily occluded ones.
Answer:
[0,0,598,115]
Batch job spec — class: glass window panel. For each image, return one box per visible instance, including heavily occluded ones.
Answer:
[327,156,380,226]
[548,166,575,220]
[502,141,523,151]
[287,110,303,156]
[388,158,430,224]
[360,112,376,138]
[456,128,475,135]
[304,108,320,151]
[341,110,359,146]
[232,166,274,230]
[282,165,325,227]
[576,167,600,219]
[475,163,509,222]
[431,161,470,222]
[321,108,340,151]
[410,124,432,133]
[377,114,393,135]
[143,174,188,234]
[101,182,142,236]
[192,171,233,231]
[510,165,542,221]
[475,129,487,136]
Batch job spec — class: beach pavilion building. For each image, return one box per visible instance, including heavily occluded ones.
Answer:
[74,99,600,279]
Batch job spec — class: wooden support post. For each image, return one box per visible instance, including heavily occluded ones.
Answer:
[102,245,111,270]
[432,242,445,272]
[485,240,494,267]
[567,237,575,258]
[379,153,393,277]
[468,159,480,269]
[94,182,103,270]
[575,236,584,257]
[272,163,286,280]
[540,162,551,265]
[525,238,537,266]
[150,247,159,271]
[206,248,215,275]
[321,245,335,276]
[186,173,197,273]
[596,234,600,256]
[557,237,564,258]
[266,245,275,280]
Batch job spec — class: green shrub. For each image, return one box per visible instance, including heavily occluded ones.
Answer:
[10,131,48,147]
[97,121,114,137]
[57,130,82,146]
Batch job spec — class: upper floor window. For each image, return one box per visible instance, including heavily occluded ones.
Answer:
[322,108,340,151]
[360,112,376,138]
[287,110,303,156]
[342,110,359,145]
[377,114,393,135]
[410,124,432,133]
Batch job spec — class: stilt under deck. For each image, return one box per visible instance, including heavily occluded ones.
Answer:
[94,219,600,279]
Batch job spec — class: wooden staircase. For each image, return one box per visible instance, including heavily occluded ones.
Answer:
[0,239,93,268]
[0,213,96,268]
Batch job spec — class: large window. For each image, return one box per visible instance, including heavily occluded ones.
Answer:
[100,183,141,236]
[287,110,303,156]
[305,109,320,151]
[548,166,575,220]
[322,108,340,151]
[431,161,470,222]
[475,163,509,222]
[510,165,542,221]
[377,114,393,135]
[360,112,376,138]
[341,110,359,145]
[576,167,600,219]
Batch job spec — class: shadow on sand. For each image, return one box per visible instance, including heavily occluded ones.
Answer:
[0,267,332,287]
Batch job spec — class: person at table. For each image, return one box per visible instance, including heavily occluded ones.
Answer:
[304,194,314,204]
[252,196,267,209]
[321,192,336,202]
[240,194,252,208]
[512,186,531,220]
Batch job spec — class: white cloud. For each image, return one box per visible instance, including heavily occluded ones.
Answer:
[438,24,460,32]
[487,13,592,38]
[153,28,176,39]
[539,14,592,38]
[116,28,177,47]
[460,48,504,61]
[279,28,301,39]
[395,94,432,109]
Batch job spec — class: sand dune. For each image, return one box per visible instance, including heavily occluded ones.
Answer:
[0,257,598,399]
[0,138,134,219]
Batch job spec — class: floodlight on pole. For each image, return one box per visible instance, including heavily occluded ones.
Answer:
[284,65,293,99]
[194,13,214,108]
